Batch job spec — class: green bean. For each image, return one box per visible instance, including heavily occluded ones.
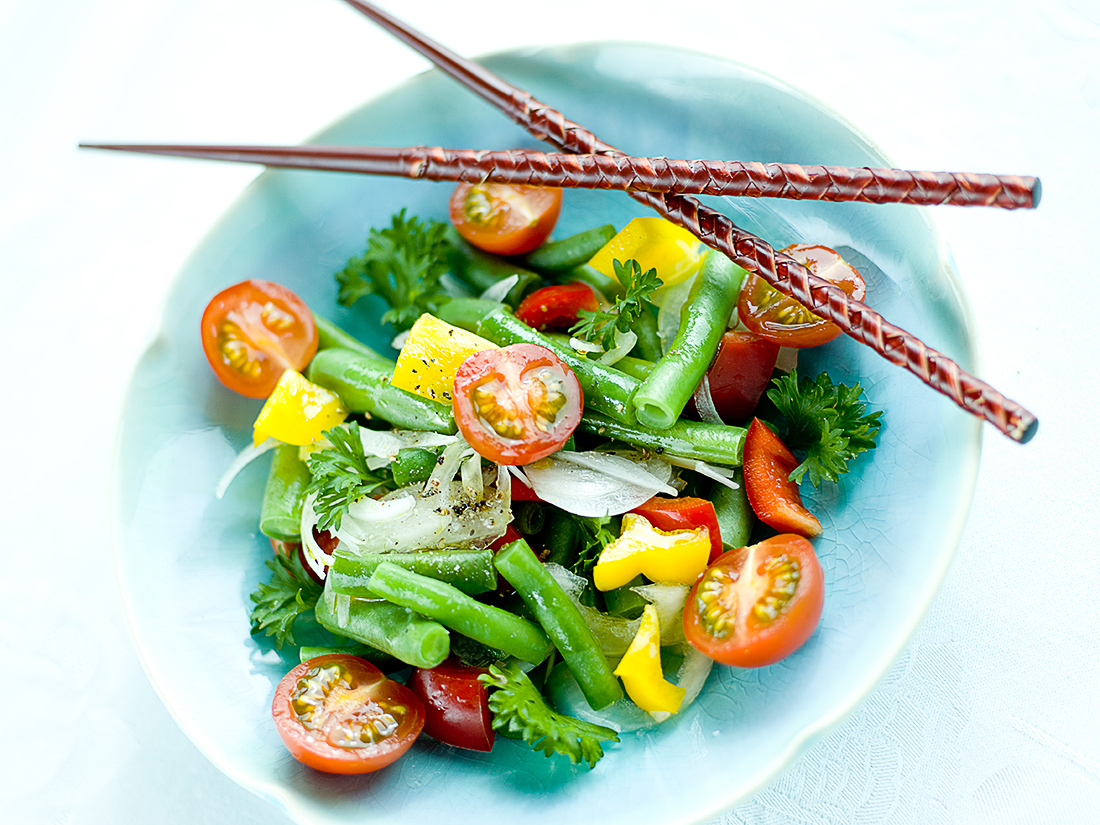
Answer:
[512,501,546,536]
[601,576,649,620]
[633,251,746,429]
[329,546,498,597]
[314,582,450,669]
[298,643,400,672]
[391,447,438,487]
[307,347,456,434]
[541,509,581,569]
[580,410,746,466]
[554,263,620,297]
[434,297,502,332]
[444,226,543,305]
[258,443,311,542]
[367,562,553,664]
[494,539,623,710]
[314,316,395,366]
[611,355,655,381]
[710,472,754,550]
[630,308,664,362]
[518,224,617,273]
[476,307,640,424]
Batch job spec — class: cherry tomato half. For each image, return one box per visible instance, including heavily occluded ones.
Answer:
[743,418,822,538]
[736,244,866,348]
[515,283,600,331]
[408,658,494,752]
[449,182,563,255]
[683,533,824,668]
[200,279,318,398]
[631,496,724,563]
[452,343,583,465]
[272,654,424,775]
[689,330,780,424]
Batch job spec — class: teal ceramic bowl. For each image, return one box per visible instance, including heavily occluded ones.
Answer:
[112,42,981,825]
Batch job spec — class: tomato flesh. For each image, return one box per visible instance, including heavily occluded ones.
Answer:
[453,343,583,465]
[408,658,494,752]
[200,279,318,398]
[743,418,822,538]
[737,244,866,348]
[272,654,424,774]
[683,534,824,667]
[449,182,562,255]
[631,495,724,563]
[515,283,600,331]
[690,330,780,423]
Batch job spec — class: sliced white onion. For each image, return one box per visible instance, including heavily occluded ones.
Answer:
[655,275,697,353]
[460,452,483,499]
[299,493,335,580]
[345,492,417,524]
[649,645,715,723]
[523,450,675,517]
[556,450,676,495]
[215,437,280,499]
[664,454,740,490]
[391,328,410,351]
[691,373,725,426]
[598,328,637,365]
[568,336,603,354]
[631,583,689,646]
[480,273,519,304]
[776,347,799,373]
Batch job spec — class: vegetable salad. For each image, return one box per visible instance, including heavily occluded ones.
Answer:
[205,181,881,775]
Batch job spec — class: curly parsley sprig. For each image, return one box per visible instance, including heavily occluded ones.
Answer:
[570,258,661,349]
[304,421,390,533]
[767,369,882,486]
[249,551,323,650]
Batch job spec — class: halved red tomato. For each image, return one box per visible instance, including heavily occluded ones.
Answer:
[200,279,318,398]
[631,496,724,563]
[408,658,494,752]
[737,244,866,348]
[449,182,562,255]
[515,283,600,331]
[683,533,824,667]
[743,418,822,537]
[690,330,780,423]
[452,343,583,465]
[272,654,424,775]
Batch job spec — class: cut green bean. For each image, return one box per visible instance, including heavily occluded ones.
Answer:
[519,224,617,273]
[391,447,438,487]
[367,562,553,664]
[602,576,649,620]
[434,296,502,332]
[611,355,655,381]
[630,308,664,362]
[314,582,450,669]
[633,251,746,429]
[580,410,746,466]
[477,307,640,424]
[555,263,620,297]
[512,501,546,536]
[494,538,623,710]
[540,509,581,569]
[330,546,498,597]
[314,315,395,366]
[307,347,455,434]
[258,443,311,542]
[298,643,401,672]
[710,471,754,550]
[444,226,543,305]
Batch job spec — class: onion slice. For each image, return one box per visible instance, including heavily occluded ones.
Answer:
[215,437,279,499]
[524,450,676,517]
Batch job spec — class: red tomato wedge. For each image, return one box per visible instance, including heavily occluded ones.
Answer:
[690,330,780,423]
[449,182,562,255]
[515,283,600,331]
[408,658,494,752]
[272,654,424,775]
[200,279,318,398]
[631,496,724,563]
[737,244,866,348]
[683,534,825,667]
[452,343,583,465]
[743,418,822,537]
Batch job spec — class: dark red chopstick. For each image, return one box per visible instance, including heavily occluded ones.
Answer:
[337,0,1037,444]
[79,142,1039,209]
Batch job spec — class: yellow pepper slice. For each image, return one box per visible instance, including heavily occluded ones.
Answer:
[593,513,711,591]
[252,369,347,446]
[389,313,498,403]
[587,217,704,288]
[614,604,685,714]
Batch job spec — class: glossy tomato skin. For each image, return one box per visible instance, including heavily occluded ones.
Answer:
[631,496,724,563]
[737,244,866,348]
[683,534,824,668]
[200,279,318,398]
[408,658,494,752]
[743,418,822,538]
[515,283,600,331]
[272,654,425,774]
[449,182,562,255]
[690,330,780,423]
[452,343,583,465]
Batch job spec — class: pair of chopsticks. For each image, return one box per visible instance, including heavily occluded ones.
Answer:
[80,0,1039,443]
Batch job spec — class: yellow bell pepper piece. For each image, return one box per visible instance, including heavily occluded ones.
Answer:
[587,217,704,288]
[614,604,685,714]
[593,513,711,591]
[253,369,347,446]
[389,313,498,403]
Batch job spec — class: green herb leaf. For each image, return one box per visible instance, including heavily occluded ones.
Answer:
[570,258,661,348]
[305,421,389,533]
[766,369,883,486]
[479,662,618,768]
[249,551,323,650]
[569,513,619,578]
[335,210,454,331]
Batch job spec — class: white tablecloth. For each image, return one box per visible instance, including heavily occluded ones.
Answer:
[2,1,1096,822]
